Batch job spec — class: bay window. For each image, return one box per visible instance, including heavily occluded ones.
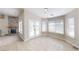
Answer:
[48,19,64,34]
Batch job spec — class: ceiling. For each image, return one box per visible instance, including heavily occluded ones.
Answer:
[0,8,74,18]
[27,8,75,18]
[0,8,22,17]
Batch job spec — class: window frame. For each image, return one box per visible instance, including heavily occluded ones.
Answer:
[48,19,64,34]
[67,17,75,38]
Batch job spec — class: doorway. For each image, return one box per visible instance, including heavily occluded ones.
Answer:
[28,20,41,39]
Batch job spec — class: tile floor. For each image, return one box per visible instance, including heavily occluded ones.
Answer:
[0,35,78,51]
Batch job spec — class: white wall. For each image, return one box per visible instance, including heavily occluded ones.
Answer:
[0,16,8,36]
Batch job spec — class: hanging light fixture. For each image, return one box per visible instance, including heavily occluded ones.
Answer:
[44,8,54,18]
[44,8,48,11]
[44,8,48,18]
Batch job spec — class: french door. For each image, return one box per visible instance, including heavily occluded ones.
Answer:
[28,20,40,39]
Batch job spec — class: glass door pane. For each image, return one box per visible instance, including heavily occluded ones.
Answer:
[35,21,40,36]
[28,20,35,38]
[28,20,41,38]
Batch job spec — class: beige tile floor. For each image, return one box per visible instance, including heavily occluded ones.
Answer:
[0,35,78,51]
